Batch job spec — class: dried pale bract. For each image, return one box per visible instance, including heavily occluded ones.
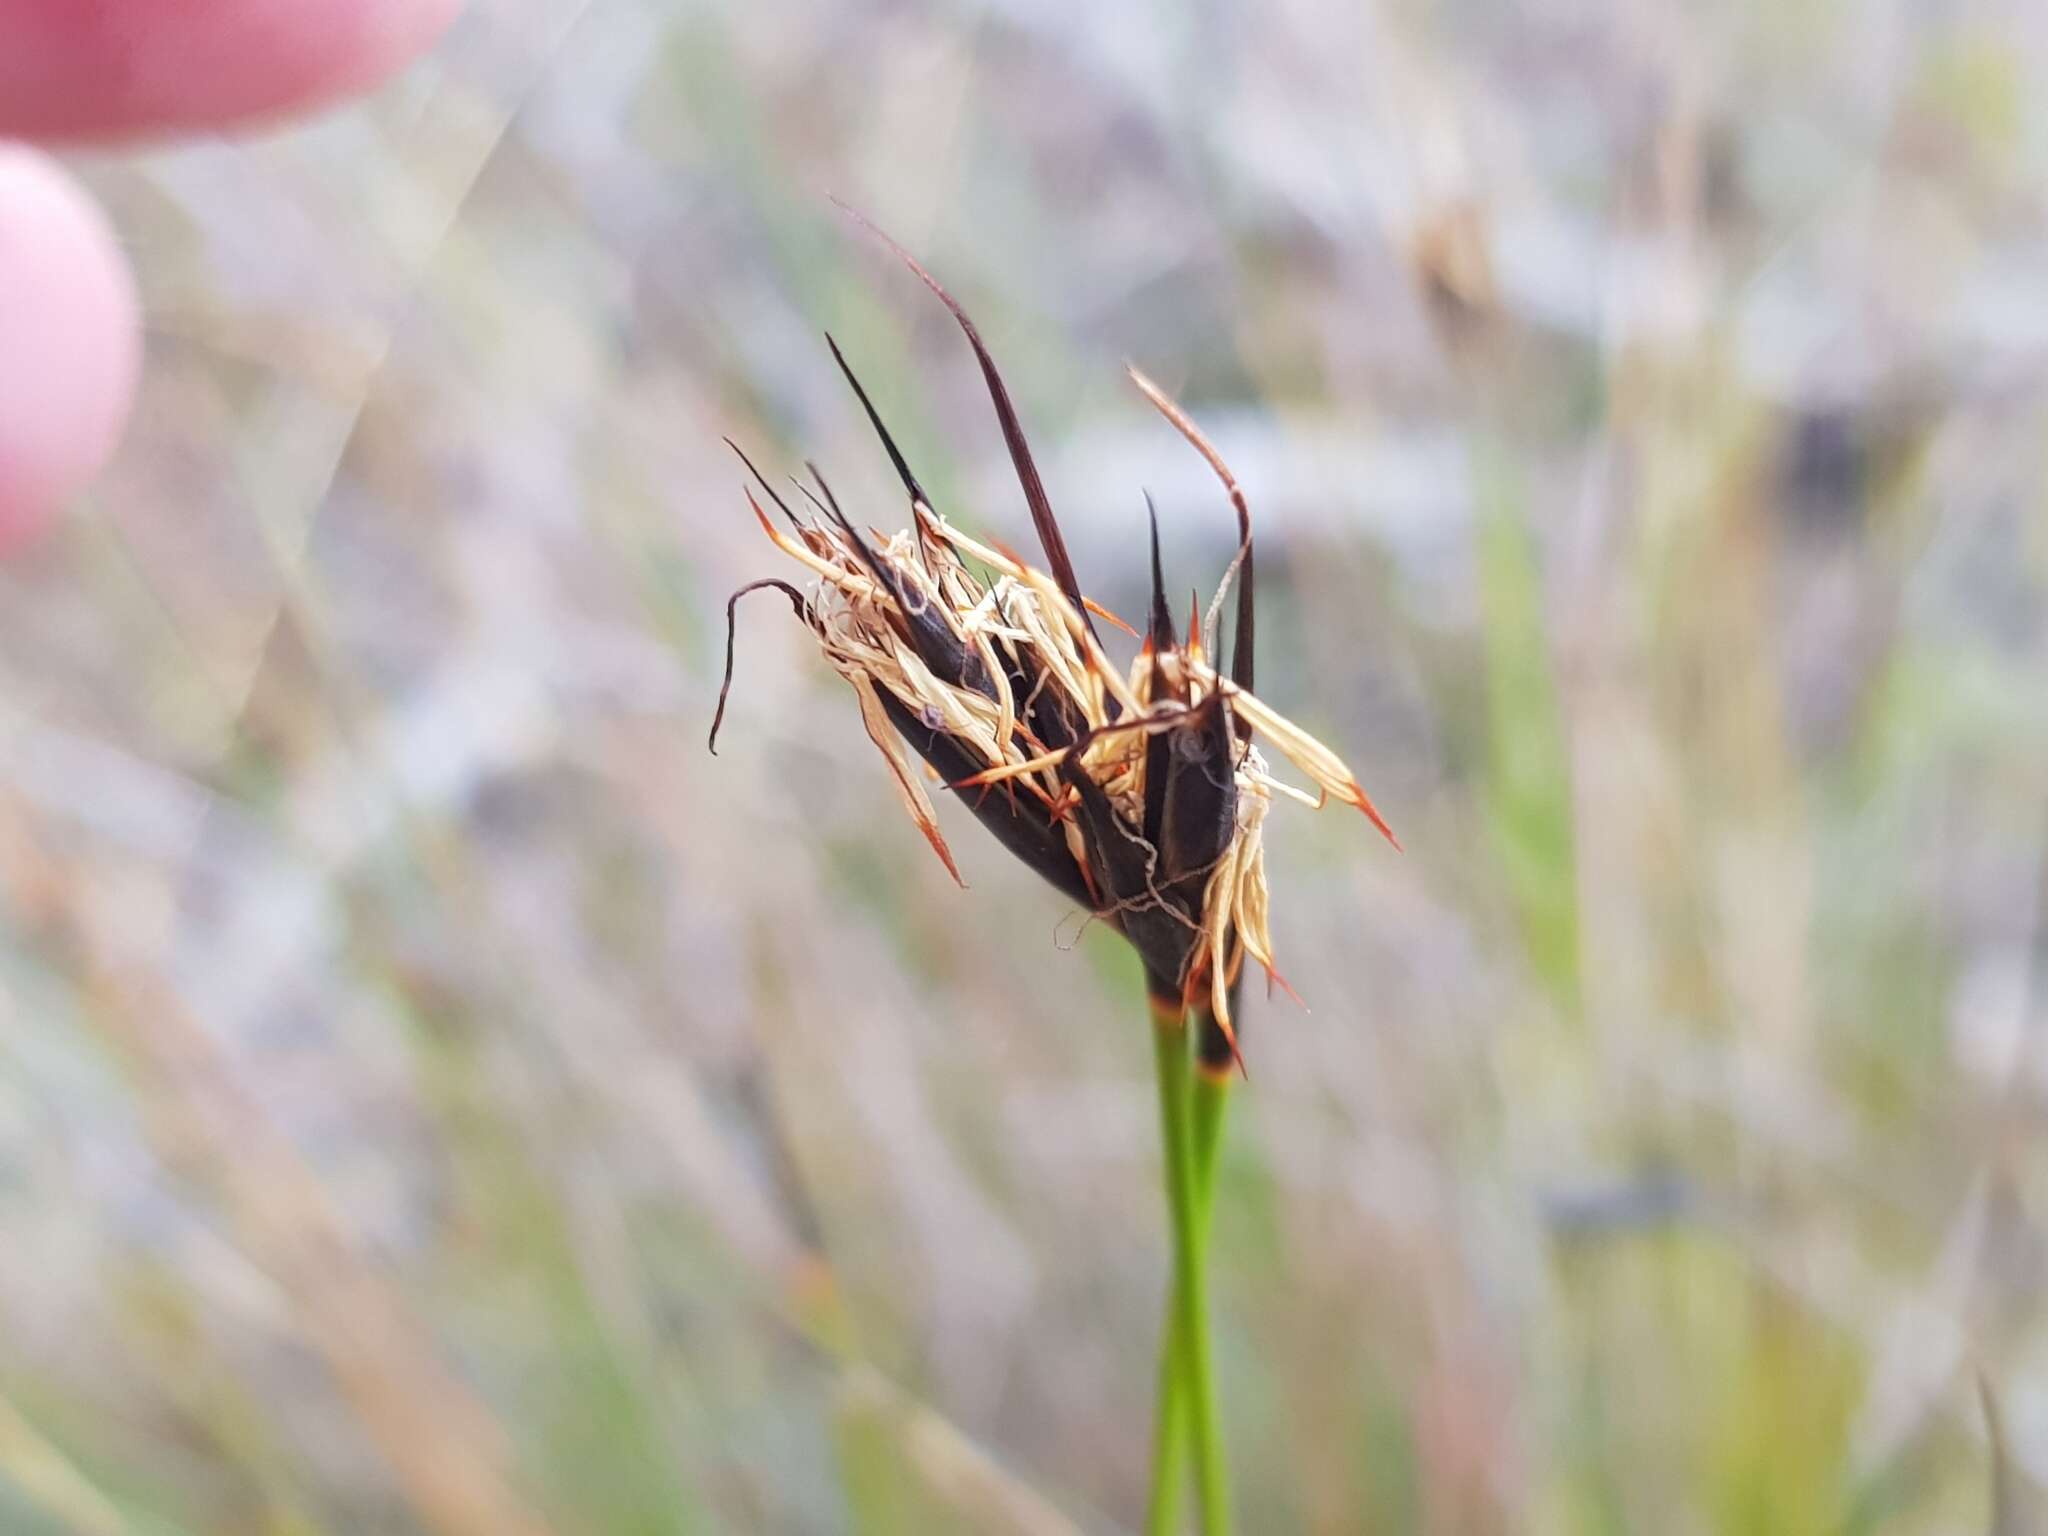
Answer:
[711,218,1397,1062]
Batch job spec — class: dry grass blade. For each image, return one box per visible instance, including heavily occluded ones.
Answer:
[1984,1376,2047,1536]
[836,1365,1089,1536]
[0,1391,135,1536]
[0,796,557,1536]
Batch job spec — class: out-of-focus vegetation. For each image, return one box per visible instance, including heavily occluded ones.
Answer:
[3,0,2047,1531]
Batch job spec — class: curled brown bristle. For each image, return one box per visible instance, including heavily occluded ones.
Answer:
[1128,365,1257,724]
[710,578,812,754]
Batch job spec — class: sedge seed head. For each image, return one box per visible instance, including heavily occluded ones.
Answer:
[712,214,1397,1061]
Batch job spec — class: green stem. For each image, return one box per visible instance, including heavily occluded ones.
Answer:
[1146,999,1231,1535]
[1144,1304,1186,1536]
[1191,1069,1232,1218]
[1147,1055,1234,1535]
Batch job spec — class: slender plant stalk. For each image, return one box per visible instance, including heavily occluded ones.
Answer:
[1191,1067,1232,1205]
[1146,1021,1235,1536]
[1147,995,1232,1534]
[1145,1302,1188,1536]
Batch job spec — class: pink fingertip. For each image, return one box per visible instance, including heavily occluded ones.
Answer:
[0,147,139,555]
[0,0,464,142]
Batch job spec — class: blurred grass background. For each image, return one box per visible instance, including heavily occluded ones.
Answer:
[4,0,2048,1530]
